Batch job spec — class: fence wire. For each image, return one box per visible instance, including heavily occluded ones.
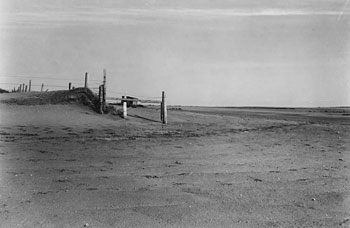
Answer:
[1,78,163,104]
[0,75,101,83]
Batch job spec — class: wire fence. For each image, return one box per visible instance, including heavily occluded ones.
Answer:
[0,73,168,123]
[0,74,103,92]
[0,73,164,105]
[0,75,101,83]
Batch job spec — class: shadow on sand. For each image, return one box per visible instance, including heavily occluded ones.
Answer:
[129,114,161,123]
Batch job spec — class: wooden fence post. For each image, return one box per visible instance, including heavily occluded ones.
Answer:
[162,91,167,124]
[103,69,106,111]
[160,99,164,122]
[29,80,31,92]
[25,85,28,92]
[99,85,103,114]
[41,83,44,92]
[123,101,127,118]
[19,84,22,93]
[22,83,25,92]
[85,72,88,89]
[69,82,72,90]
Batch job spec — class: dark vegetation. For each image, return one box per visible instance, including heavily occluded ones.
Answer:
[0,88,9,94]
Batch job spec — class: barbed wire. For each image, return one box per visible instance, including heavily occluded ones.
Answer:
[127,94,162,99]
[0,83,79,88]
[107,91,126,95]
[0,75,102,82]
[1,81,163,101]
[105,90,162,99]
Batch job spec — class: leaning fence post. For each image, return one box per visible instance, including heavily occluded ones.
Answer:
[25,85,28,92]
[69,82,72,90]
[28,80,31,92]
[41,83,44,92]
[19,84,22,93]
[162,91,167,124]
[22,83,25,92]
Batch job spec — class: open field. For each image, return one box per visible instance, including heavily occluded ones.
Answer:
[0,94,349,227]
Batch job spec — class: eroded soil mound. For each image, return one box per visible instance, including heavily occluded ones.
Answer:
[1,88,100,111]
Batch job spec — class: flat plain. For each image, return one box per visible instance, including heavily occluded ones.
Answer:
[0,93,349,227]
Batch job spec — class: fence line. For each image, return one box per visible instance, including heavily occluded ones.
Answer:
[106,90,162,100]
[0,75,101,82]
[1,70,168,124]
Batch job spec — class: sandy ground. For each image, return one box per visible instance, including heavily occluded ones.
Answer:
[0,100,349,227]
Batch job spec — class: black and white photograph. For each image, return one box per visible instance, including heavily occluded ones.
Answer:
[0,0,349,227]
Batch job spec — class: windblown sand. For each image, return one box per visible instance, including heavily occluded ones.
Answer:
[0,99,349,227]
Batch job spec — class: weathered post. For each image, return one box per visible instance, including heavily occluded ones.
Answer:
[102,85,105,113]
[123,100,127,118]
[19,84,22,93]
[28,80,31,92]
[69,82,72,90]
[160,99,164,122]
[25,85,28,92]
[84,72,88,89]
[22,83,25,92]
[98,85,103,114]
[102,69,106,111]
[41,83,44,92]
[162,91,167,124]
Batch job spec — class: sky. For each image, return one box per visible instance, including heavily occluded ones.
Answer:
[0,0,349,106]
